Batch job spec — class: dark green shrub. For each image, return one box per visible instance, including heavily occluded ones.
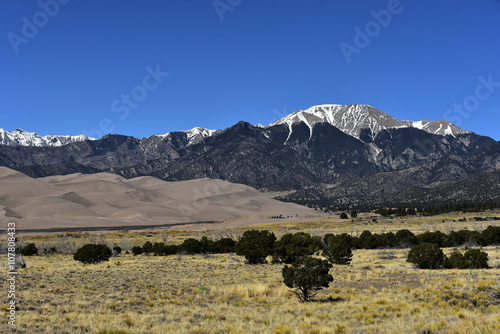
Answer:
[235,230,276,264]
[273,232,320,264]
[339,212,348,219]
[464,249,489,269]
[482,225,500,245]
[215,238,236,253]
[112,246,122,256]
[164,245,178,255]
[200,236,218,253]
[417,231,449,247]
[179,238,202,254]
[152,242,166,256]
[377,232,396,248]
[131,246,143,256]
[444,250,470,269]
[322,233,353,265]
[448,230,485,247]
[358,230,379,249]
[73,244,112,264]
[395,229,418,248]
[43,247,57,255]
[407,243,445,269]
[150,243,177,256]
[20,243,38,256]
[142,241,154,255]
[282,256,333,302]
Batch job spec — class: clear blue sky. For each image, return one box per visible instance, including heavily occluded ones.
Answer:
[1,0,499,140]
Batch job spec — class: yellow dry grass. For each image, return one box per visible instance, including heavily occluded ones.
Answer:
[2,212,500,333]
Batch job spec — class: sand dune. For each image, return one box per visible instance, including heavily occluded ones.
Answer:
[0,167,321,231]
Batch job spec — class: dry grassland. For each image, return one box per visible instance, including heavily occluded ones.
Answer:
[2,213,500,334]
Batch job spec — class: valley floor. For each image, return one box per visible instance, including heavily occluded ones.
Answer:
[2,212,500,334]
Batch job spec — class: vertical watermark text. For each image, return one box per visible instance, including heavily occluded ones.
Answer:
[6,222,17,328]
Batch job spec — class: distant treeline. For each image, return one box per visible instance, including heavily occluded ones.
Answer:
[126,225,500,258]
[376,202,500,217]
[20,225,500,261]
[275,197,500,217]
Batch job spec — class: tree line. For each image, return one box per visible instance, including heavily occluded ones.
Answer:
[19,225,500,262]
[276,197,500,217]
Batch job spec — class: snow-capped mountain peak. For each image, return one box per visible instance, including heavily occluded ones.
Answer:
[270,104,469,141]
[0,128,96,147]
[1,104,470,148]
[182,127,220,145]
[156,127,220,145]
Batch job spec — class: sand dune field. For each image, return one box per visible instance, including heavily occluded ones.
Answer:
[0,167,322,232]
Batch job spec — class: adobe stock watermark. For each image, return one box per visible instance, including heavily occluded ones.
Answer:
[339,0,405,64]
[6,222,18,328]
[269,106,288,124]
[443,74,500,127]
[7,0,72,54]
[82,64,169,139]
[213,0,243,21]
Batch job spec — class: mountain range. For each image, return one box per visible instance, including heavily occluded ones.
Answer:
[1,104,499,208]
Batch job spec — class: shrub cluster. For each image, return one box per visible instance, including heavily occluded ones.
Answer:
[24,225,499,268]
[19,243,38,256]
[130,237,236,257]
[407,243,490,269]
[73,244,112,264]
[341,226,500,249]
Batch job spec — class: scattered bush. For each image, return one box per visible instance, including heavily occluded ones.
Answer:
[131,246,143,256]
[464,249,490,269]
[73,244,112,264]
[235,230,276,264]
[417,231,449,248]
[273,232,320,264]
[358,230,379,249]
[282,256,333,302]
[482,225,500,245]
[43,247,57,255]
[179,238,202,254]
[448,230,484,247]
[339,212,348,219]
[152,242,177,256]
[444,250,470,269]
[215,238,236,253]
[322,233,353,265]
[20,243,38,256]
[112,246,122,256]
[142,241,154,255]
[407,243,445,269]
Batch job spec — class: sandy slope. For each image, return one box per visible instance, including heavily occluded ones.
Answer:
[0,167,321,231]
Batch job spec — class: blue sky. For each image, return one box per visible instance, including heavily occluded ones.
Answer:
[1,0,499,140]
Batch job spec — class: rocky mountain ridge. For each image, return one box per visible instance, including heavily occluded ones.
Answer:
[1,104,499,207]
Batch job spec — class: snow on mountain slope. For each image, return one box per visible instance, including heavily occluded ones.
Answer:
[0,129,95,147]
[400,120,465,137]
[157,127,220,145]
[270,104,469,141]
[2,104,470,148]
